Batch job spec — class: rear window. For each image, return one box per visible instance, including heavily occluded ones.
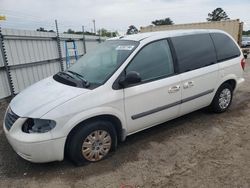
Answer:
[211,33,240,62]
[171,34,217,73]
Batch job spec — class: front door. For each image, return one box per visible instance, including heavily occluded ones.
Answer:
[123,40,181,134]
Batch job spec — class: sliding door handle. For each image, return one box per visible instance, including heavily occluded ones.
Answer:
[183,81,194,89]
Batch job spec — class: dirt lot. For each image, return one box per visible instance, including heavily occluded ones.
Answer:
[0,59,250,188]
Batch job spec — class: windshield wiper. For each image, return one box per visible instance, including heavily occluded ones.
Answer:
[66,70,90,87]
[57,71,74,79]
[67,70,85,78]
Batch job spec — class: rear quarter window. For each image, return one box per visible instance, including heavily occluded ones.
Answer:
[211,33,241,62]
[171,33,217,73]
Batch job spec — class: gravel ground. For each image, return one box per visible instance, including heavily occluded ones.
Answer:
[0,59,250,188]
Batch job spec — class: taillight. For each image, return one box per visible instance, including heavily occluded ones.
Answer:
[241,58,246,70]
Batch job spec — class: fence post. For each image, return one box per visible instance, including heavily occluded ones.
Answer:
[55,20,64,71]
[0,27,15,97]
[98,29,101,43]
[82,26,86,54]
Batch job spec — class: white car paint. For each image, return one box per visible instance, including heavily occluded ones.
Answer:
[3,29,245,163]
[124,74,181,134]
[10,76,90,118]
[179,63,219,116]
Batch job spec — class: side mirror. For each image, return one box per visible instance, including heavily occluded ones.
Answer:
[119,71,141,87]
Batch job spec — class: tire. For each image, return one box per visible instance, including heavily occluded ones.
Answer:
[210,83,233,113]
[66,120,117,166]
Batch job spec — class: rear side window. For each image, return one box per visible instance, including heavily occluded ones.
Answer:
[211,33,240,62]
[126,40,174,82]
[171,34,217,73]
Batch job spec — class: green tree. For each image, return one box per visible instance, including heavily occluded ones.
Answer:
[126,25,138,35]
[207,8,229,21]
[66,29,75,34]
[243,30,250,36]
[64,29,96,35]
[36,27,55,32]
[152,18,174,26]
[98,28,108,37]
[36,27,47,32]
[97,29,118,37]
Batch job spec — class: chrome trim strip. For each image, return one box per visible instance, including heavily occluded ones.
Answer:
[181,89,214,104]
[131,101,181,120]
[131,89,214,120]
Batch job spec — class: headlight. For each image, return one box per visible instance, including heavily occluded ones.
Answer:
[22,118,56,133]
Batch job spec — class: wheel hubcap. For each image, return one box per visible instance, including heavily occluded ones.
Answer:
[219,88,231,109]
[82,130,111,162]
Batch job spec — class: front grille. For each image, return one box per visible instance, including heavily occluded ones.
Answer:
[5,108,19,131]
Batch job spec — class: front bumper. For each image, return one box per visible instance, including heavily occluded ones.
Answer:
[3,117,66,163]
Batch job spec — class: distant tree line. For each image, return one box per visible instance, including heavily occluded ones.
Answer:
[37,27,118,37]
[152,17,174,26]
[64,28,118,37]
[63,29,96,36]
[36,27,55,32]
[36,27,118,37]
[97,28,119,37]
[243,30,250,36]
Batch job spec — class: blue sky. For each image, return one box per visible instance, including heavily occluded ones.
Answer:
[0,0,249,33]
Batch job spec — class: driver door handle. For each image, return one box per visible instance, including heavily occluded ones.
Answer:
[168,85,180,93]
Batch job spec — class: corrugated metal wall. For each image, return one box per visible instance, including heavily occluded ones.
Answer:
[140,19,242,43]
[0,28,106,99]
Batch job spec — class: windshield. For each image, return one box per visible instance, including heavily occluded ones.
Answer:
[67,40,139,85]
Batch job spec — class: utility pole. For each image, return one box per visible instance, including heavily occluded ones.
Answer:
[55,20,64,71]
[98,28,101,43]
[82,26,86,54]
[93,19,96,34]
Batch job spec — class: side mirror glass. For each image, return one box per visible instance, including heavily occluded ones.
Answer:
[119,71,141,87]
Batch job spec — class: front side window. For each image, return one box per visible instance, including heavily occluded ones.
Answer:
[171,33,217,73]
[126,40,174,82]
[211,33,241,62]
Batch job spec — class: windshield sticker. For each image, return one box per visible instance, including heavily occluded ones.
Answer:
[116,45,134,50]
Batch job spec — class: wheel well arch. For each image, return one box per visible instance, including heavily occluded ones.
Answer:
[221,79,236,91]
[64,114,124,156]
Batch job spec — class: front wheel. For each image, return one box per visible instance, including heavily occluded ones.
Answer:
[210,83,233,113]
[66,120,117,165]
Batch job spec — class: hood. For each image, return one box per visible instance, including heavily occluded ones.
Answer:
[10,76,90,118]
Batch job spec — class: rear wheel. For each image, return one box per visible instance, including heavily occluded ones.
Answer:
[210,83,233,113]
[66,120,117,165]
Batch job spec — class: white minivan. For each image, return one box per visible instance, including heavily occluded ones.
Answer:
[3,30,245,165]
